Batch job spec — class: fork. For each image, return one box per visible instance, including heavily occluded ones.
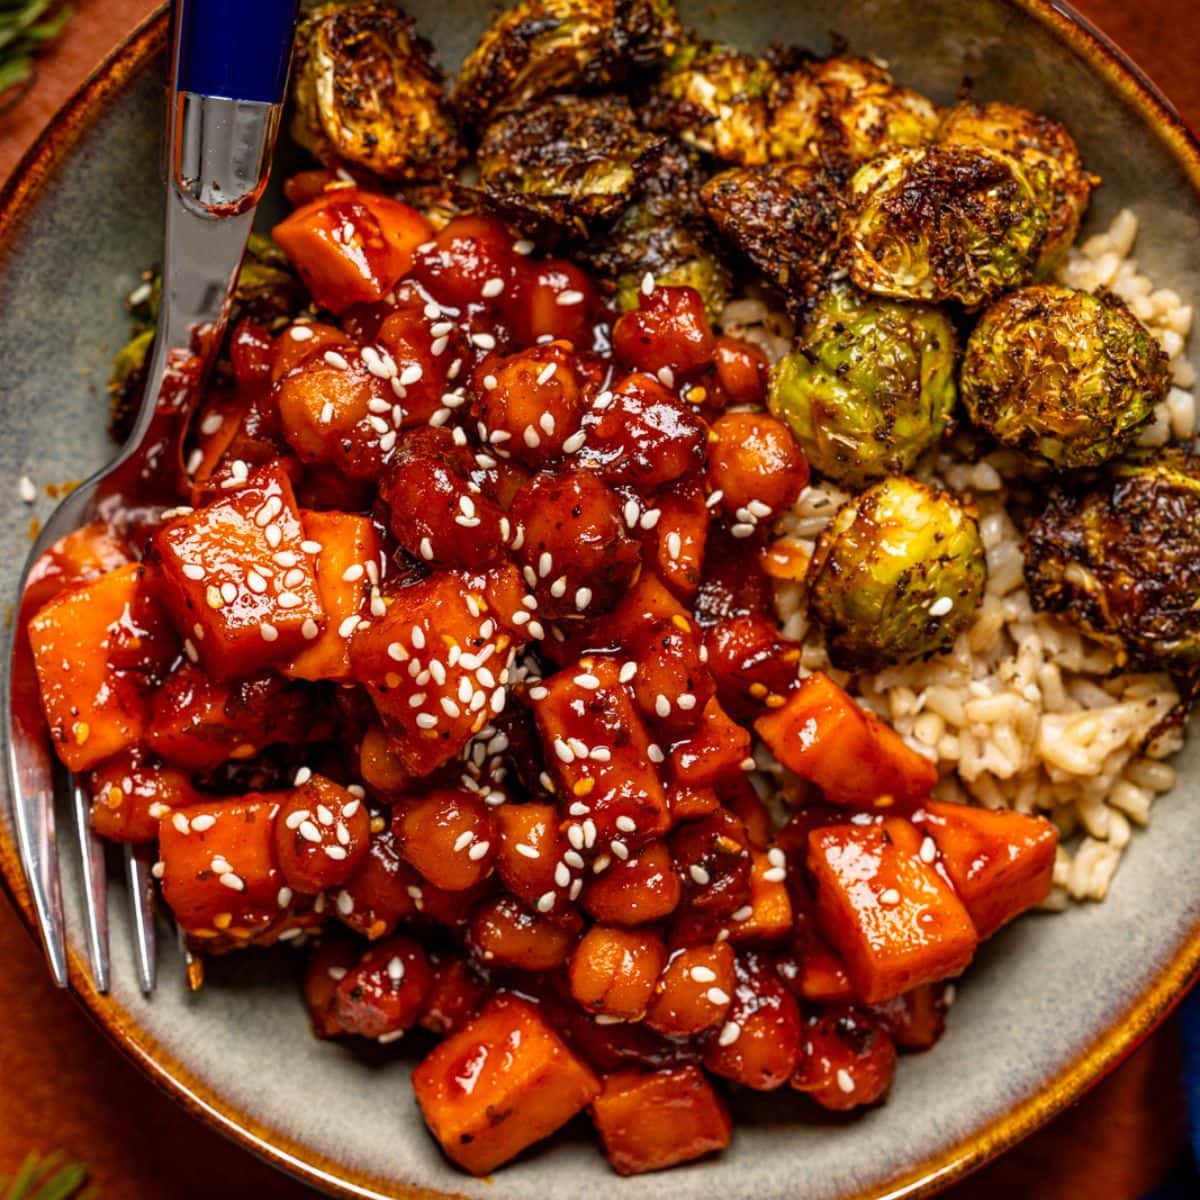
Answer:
[3,0,300,994]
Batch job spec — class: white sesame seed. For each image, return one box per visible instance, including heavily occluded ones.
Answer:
[387,956,405,982]
[920,836,938,864]
[929,595,954,618]
[554,862,571,888]
[657,366,675,389]
[879,887,902,906]
[706,490,724,509]
[416,712,438,729]
[277,886,293,908]
[528,685,548,701]
[536,891,556,913]
[556,289,584,306]
[323,350,350,370]
[190,814,216,832]
[182,563,205,581]
[690,965,717,983]
[324,845,348,861]
[747,499,773,519]
[641,272,655,296]
[562,430,586,454]
[706,987,731,1006]
[731,522,756,539]
[768,847,786,869]
[399,363,423,386]
[574,673,600,690]
[639,508,661,531]
[471,332,497,350]
[219,871,244,892]
[762,867,787,883]
[259,620,279,642]
[481,277,506,298]
[289,324,313,342]
[689,864,711,886]
[648,744,664,764]
[219,581,238,604]
[172,813,190,834]
[677,693,697,711]
[298,820,322,844]
[515,842,538,860]
[718,1021,741,1046]
[336,890,355,915]
[514,239,535,255]
[837,1069,855,1095]
[655,694,671,719]
[411,626,426,649]
[731,905,754,922]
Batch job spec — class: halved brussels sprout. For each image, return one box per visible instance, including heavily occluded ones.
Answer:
[700,161,845,302]
[768,283,957,485]
[478,94,664,240]
[1026,451,1200,669]
[846,146,1048,308]
[108,328,154,443]
[961,284,1169,469]
[769,55,939,166]
[645,37,775,165]
[937,99,1099,274]
[578,141,730,320]
[807,475,987,670]
[452,0,680,129]
[290,0,461,181]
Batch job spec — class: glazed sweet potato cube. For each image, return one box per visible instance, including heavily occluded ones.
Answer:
[591,1067,731,1176]
[911,800,1057,939]
[153,462,324,679]
[669,697,750,787]
[275,774,370,894]
[644,942,734,1036]
[667,783,720,821]
[22,519,131,617]
[86,749,201,843]
[146,663,321,770]
[808,817,978,1004]
[642,473,709,600]
[532,656,670,853]
[273,188,432,314]
[468,894,576,971]
[284,510,382,682]
[333,934,434,1040]
[158,793,289,942]
[350,570,518,777]
[728,850,793,945]
[702,950,802,1090]
[755,671,937,807]
[794,937,856,1004]
[791,1006,897,1111]
[556,570,689,664]
[393,788,497,891]
[28,563,176,771]
[569,926,666,1020]
[413,994,600,1175]
[582,842,681,926]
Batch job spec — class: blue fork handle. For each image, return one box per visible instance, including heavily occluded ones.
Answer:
[174,0,300,105]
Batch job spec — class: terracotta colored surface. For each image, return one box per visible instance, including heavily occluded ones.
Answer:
[0,1,1194,1197]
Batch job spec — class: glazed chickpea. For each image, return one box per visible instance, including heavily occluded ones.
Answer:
[582,842,682,926]
[333,934,433,1040]
[713,335,769,405]
[707,412,809,521]
[471,341,587,465]
[612,285,716,379]
[670,807,752,917]
[494,802,575,917]
[644,942,735,1035]
[629,618,715,737]
[569,926,667,1019]
[393,789,497,891]
[468,894,577,971]
[791,1006,898,1111]
[275,774,370,894]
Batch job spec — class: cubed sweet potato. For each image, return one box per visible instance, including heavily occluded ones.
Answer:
[911,800,1057,939]
[158,793,291,944]
[727,850,793,945]
[153,461,324,679]
[284,510,382,682]
[350,570,517,776]
[669,697,751,787]
[28,563,176,771]
[808,817,978,1004]
[591,1067,731,1176]
[532,656,670,853]
[412,994,600,1175]
[755,671,937,806]
[642,472,709,600]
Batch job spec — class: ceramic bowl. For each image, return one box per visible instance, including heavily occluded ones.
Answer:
[1,3,1199,1198]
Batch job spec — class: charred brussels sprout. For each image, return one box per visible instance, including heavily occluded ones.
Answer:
[290,0,461,181]
[768,284,957,485]
[579,142,730,319]
[937,100,1098,274]
[1026,452,1200,669]
[808,476,986,670]
[478,94,664,239]
[846,146,1047,308]
[108,328,154,443]
[453,0,679,129]
[961,285,1168,469]
[700,161,845,303]
[645,38,775,165]
[769,55,939,167]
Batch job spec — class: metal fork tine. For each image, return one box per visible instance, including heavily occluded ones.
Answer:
[125,845,157,995]
[70,776,110,993]
[10,777,68,987]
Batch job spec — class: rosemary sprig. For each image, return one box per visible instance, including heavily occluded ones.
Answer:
[0,0,75,112]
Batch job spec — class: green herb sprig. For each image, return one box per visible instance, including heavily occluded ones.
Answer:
[0,0,74,112]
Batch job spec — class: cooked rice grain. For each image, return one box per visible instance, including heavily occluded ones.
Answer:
[726,210,1195,905]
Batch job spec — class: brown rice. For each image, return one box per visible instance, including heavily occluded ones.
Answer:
[721,210,1194,906]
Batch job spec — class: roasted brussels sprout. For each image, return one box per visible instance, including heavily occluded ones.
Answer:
[290,1,461,181]
[769,55,939,167]
[231,232,309,330]
[846,146,1047,308]
[1026,451,1200,669]
[700,161,845,302]
[108,328,154,443]
[807,476,987,670]
[768,283,957,485]
[478,94,664,239]
[452,0,680,129]
[937,100,1098,274]
[579,142,730,318]
[961,285,1169,469]
[645,38,774,165]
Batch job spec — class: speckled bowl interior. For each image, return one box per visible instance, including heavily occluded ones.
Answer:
[1,2,1199,1198]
